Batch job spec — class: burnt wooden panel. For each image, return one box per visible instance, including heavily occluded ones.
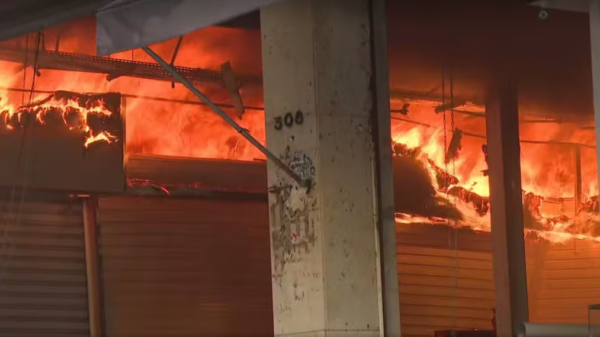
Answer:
[0,92,125,194]
[0,199,89,337]
[98,196,273,337]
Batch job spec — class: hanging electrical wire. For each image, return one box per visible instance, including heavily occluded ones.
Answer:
[449,65,460,330]
[442,62,460,330]
[0,29,43,290]
[21,34,29,105]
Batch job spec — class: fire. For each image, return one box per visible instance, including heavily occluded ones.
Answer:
[392,99,600,244]
[0,24,266,162]
[0,93,117,148]
[0,20,597,244]
[84,131,117,148]
[0,23,265,161]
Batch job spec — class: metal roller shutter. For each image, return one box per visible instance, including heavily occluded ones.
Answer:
[397,245,495,337]
[396,225,495,337]
[396,225,549,337]
[530,240,600,324]
[0,198,89,337]
[98,196,273,337]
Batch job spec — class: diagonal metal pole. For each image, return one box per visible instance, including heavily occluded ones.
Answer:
[142,46,309,188]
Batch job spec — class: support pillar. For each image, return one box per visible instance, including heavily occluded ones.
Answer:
[574,146,582,213]
[82,197,103,337]
[590,0,600,206]
[261,0,392,336]
[485,78,529,337]
[369,0,402,335]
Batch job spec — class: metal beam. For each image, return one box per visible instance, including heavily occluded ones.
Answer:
[590,0,600,215]
[485,76,529,337]
[369,0,401,335]
[82,197,103,337]
[528,0,590,13]
[0,47,262,86]
[141,46,309,188]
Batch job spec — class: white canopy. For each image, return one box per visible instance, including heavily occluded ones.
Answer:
[96,0,284,56]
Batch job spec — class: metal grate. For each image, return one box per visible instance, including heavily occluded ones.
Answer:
[0,47,263,87]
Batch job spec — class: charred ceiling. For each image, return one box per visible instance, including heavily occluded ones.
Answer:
[387,0,592,120]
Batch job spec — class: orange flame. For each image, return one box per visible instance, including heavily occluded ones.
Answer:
[10,26,265,161]
[1,96,117,148]
[392,100,599,244]
[1,22,597,245]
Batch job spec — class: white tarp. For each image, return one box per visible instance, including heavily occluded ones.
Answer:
[96,0,285,56]
[0,0,114,43]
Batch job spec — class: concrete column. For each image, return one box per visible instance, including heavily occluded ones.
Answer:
[261,0,390,336]
[590,0,600,199]
[485,77,529,337]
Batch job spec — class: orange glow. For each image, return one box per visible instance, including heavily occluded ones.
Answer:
[0,26,265,161]
[392,100,599,244]
[0,23,597,244]
[0,94,117,147]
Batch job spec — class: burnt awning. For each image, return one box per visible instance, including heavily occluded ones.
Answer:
[96,0,284,56]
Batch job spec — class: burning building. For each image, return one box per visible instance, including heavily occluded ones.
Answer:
[0,0,598,337]
[0,18,274,337]
[387,1,600,336]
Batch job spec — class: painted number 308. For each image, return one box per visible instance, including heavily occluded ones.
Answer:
[274,110,304,130]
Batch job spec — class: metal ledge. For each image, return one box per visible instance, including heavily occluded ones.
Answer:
[528,0,589,13]
[0,47,263,87]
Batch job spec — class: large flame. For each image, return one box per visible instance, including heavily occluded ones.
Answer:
[0,94,117,148]
[0,23,597,244]
[392,100,599,244]
[0,25,266,161]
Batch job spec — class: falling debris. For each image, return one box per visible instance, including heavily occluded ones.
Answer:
[445,128,463,164]
[481,144,489,176]
[434,100,466,114]
[398,103,410,115]
[220,61,245,119]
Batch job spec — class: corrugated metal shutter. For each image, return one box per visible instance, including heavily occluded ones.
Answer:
[396,225,495,337]
[531,240,600,323]
[98,196,273,337]
[0,199,89,337]
[397,245,495,336]
[396,224,596,336]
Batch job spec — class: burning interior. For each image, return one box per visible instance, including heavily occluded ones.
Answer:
[391,97,599,243]
[0,2,599,336]
[2,16,596,239]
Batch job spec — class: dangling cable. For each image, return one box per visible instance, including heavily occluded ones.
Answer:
[442,66,448,176]
[0,30,43,290]
[21,34,29,105]
[449,65,459,330]
[440,64,459,328]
